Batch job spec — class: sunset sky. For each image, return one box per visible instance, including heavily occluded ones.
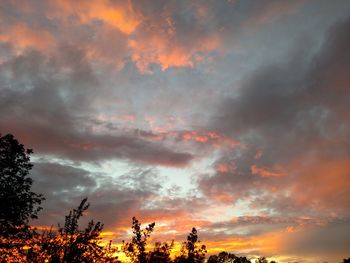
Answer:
[1,0,350,262]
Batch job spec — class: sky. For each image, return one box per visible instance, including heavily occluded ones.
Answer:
[1,0,350,262]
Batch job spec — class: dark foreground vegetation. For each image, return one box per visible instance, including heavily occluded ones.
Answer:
[1,133,349,263]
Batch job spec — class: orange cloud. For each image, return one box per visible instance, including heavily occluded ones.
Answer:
[0,23,55,51]
[180,131,239,148]
[52,0,140,34]
[205,233,282,257]
[182,131,209,143]
[128,4,222,73]
[136,128,240,150]
[290,157,350,212]
[3,0,223,72]
[215,162,236,173]
[251,164,287,177]
[129,33,221,73]
[213,192,236,203]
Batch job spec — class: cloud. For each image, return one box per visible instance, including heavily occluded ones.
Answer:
[30,162,98,226]
[32,162,97,194]
[30,161,210,243]
[136,129,240,151]
[200,16,350,219]
[278,218,350,261]
[31,162,166,228]
[0,48,193,167]
[0,0,312,75]
[47,0,141,35]
[250,164,286,178]
[127,1,223,73]
[242,0,306,30]
[0,23,55,51]
[0,0,226,73]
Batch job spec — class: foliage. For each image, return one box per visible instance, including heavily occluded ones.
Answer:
[40,198,119,262]
[256,257,268,263]
[0,134,44,238]
[148,241,174,263]
[174,228,207,263]
[122,217,156,263]
[207,251,240,263]
[0,199,120,263]
[207,252,278,263]
[122,218,207,263]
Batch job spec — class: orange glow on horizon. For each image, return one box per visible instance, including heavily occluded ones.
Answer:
[96,228,284,262]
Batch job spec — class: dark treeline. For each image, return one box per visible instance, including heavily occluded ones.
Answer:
[1,133,349,263]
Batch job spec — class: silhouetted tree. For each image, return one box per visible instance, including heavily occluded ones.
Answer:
[232,256,250,263]
[174,227,207,263]
[148,241,174,263]
[122,217,155,263]
[206,251,254,263]
[207,251,241,263]
[40,198,119,263]
[257,257,268,263]
[0,133,44,238]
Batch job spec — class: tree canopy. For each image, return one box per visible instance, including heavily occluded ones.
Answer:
[0,133,44,238]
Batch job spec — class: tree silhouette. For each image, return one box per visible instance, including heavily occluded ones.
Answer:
[207,251,241,263]
[39,198,119,263]
[207,251,252,263]
[174,227,207,263]
[1,196,119,262]
[256,257,268,263]
[122,217,156,263]
[0,133,44,238]
[148,241,174,263]
[207,253,279,263]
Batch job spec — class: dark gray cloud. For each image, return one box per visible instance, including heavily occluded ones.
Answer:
[30,162,166,231]
[32,162,96,194]
[198,216,316,244]
[200,16,350,219]
[213,15,350,149]
[280,218,350,261]
[0,48,194,167]
[30,162,98,226]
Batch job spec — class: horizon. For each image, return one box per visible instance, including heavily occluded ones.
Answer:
[1,0,350,262]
